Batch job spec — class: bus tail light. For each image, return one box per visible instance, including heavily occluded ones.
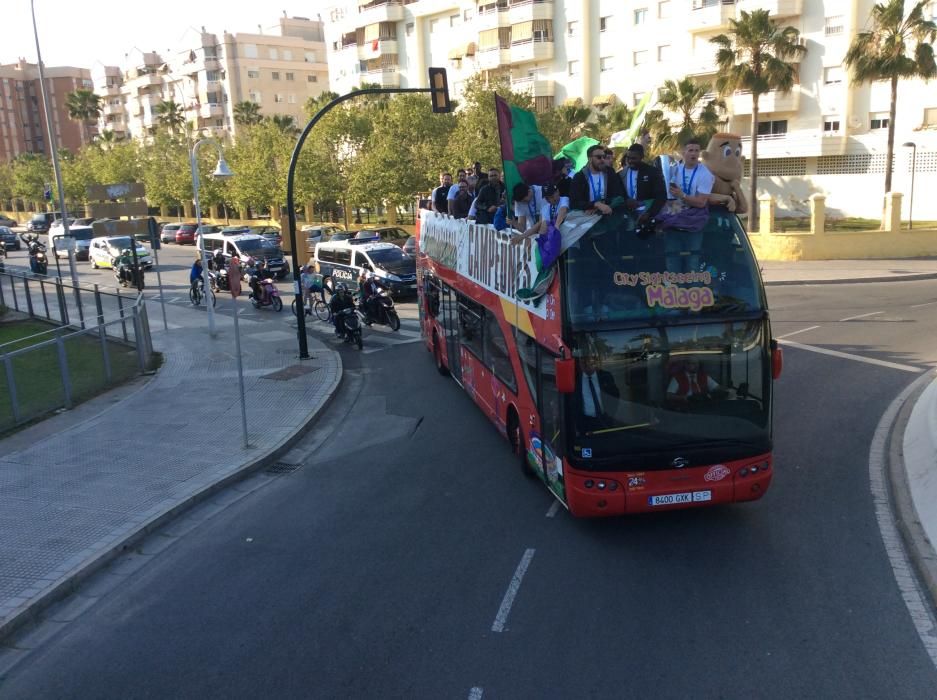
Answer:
[556,358,576,393]
[771,339,783,379]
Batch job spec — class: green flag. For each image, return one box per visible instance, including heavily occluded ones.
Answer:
[555,136,599,173]
[495,94,554,215]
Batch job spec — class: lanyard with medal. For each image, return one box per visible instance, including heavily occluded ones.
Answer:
[628,169,637,199]
[589,171,604,202]
[681,165,698,196]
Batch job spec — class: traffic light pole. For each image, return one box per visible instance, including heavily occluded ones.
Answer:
[286,74,450,359]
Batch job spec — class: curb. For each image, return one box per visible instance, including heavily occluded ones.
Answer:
[0,349,343,645]
[764,272,937,286]
[888,374,937,608]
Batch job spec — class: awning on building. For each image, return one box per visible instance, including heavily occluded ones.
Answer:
[512,21,533,42]
[448,47,464,59]
[363,23,381,42]
[464,42,476,56]
[478,29,500,51]
[592,93,617,107]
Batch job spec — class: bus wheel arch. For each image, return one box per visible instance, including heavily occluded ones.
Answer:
[507,406,534,477]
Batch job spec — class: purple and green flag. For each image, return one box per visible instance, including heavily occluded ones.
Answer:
[495,94,554,212]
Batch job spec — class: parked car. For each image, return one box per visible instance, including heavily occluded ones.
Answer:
[328,230,354,242]
[160,222,183,243]
[221,226,251,235]
[27,211,61,233]
[358,226,411,247]
[304,225,345,254]
[352,230,380,243]
[0,226,19,250]
[175,223,218,245]
[402,235,417,256]
[89,236,152,269]
[0,215,18,228]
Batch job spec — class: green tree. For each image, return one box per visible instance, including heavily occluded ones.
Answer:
[233,101,263,127]
[657,78,726,146]
[444,74,534,170]
[585,101,635,146]
[267,114,299,136]
[538,99,593,148]
[12,153,52,207]
[58,148,96,207]
[96,130,122,148]
[84,140,141,187]
[844,0,936,195]
[154,99,186,135]
[712,9,806,229]
[65,88,102,145]
[139,133,191,211]
[0,160,15,210]
[226,119,295,217]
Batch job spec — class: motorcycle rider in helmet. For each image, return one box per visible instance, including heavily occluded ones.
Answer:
[359,271,382,325]
[329,282,355,337]
[114,248,135,285]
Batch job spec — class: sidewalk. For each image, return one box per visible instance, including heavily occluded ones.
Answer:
[2,257,937,643]
[0,310,341,640]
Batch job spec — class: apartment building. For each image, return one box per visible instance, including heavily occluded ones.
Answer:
[93,15,330,142]
[0,60,94,162]
[322,0,937,219]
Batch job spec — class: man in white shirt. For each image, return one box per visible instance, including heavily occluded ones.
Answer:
[656,138,715,271]
[510,183,542,232]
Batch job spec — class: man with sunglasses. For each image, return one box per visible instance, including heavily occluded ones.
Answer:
[570,144,626,215]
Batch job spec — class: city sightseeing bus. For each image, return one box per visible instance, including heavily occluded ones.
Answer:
[416,206,782,517]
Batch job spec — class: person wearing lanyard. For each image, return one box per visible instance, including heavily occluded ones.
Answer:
[570,144,626,214]
[619,143,667,228]
[509,182,543,233]
[511,184,567,245]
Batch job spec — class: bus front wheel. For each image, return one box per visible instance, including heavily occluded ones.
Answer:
[509,410,534,477]
[433,332,449,376]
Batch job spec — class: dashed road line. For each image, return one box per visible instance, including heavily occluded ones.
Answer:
[491,548,535,633]
[780,339,922,373]
[839,311,884,322]
[468,688,483,700]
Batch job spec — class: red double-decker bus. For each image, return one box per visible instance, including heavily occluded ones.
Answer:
[416,207,781,517]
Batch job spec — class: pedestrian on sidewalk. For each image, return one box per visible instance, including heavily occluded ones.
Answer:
[228,256,242,298]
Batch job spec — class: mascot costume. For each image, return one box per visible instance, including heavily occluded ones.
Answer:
[701,133,748,214]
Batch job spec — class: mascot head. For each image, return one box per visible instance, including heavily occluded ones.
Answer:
[701,133,744,183]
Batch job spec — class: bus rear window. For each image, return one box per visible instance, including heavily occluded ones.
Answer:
[563,210,764,325]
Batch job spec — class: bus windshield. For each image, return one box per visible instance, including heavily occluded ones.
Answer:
[564,209,764,326]
[570,319,770,470]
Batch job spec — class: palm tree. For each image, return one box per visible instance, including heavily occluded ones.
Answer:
[844,0,936,195]
[553,100,593,142]
[267,114,299,135]
[657,78,726,145]
[154,99,186,135]
[587,101,635,144]
[233,101,263,126]
[95,130,122,149]
[712,9,807,229]
[65,88,102,145]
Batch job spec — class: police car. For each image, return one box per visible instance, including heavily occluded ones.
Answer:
[314,240,417,297]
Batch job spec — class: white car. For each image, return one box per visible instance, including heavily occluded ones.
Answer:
[89,236,153,269]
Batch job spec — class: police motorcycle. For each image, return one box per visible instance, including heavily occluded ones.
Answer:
[20,232,48,275]
[359,280,400,331]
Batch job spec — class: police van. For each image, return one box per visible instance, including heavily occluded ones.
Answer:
[200,232,290,279]
[314,240,417,297]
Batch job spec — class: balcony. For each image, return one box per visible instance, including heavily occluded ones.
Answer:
[507,0,553,24]
[474,4,511,30]
[476,47,511,70]
[510,76,554,97]
[357,38,399,61]
[509,38,554,64]
[735,0,802,18]
[361,67,401,88]
[357,1,405,25]
[103,102,124,116]
[688,0,736,33]
[199,103,224,119]
[731,86,802,114]
[403,0,460,17]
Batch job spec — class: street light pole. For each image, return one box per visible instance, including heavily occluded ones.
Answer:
[902,142,916,230]
[30,0,83,326]
[189,137,232,335]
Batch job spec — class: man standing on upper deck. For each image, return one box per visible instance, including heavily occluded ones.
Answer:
[570,144,626,215]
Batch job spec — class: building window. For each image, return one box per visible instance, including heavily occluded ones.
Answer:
[247,70,260,79]
[823,117,841,133]
[823,65,844,84]
[272,72,280,80]
[274,94,284,103]
[659,0,671,19]
[405,22,414,37]
[870,112,889,130]
[633,50,648,66]
[206,70,220,81]
[243,44,258,59]
[925,107,937,126]
[634,8,647,24]
[568,60,580,76]
[307,75,318,83]
[464,9,474,21]
[288,94,297,104]
[567,21,579,36]
[450,13,459,27]
[282,50,292,61]
[633,92,646,106]
[204,46,217,58]
[249,91,262,103]
[757,119,788,138]
[658,44,671,62]
[304,51,317,63]
[270,48,279,60]
[286,72,295,81]
[825,15,844,35]
[600,16,611,31]
[600,56,614,72]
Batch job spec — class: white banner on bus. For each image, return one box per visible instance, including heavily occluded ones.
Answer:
[419,211,547,319]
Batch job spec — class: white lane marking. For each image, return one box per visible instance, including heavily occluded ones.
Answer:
[869,370,937,668]
[839,311,884,322]
[546,501,561,518]
[468,689,483,700]
[776,325,820,339]
[491,549,535,633]
[910,301,937,309]
[780,339,923,373]
[167,297,181,303]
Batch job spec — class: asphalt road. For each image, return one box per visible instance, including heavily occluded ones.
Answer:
[3,280,937,698]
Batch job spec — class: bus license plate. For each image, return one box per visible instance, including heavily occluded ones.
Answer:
[648,491,712,506]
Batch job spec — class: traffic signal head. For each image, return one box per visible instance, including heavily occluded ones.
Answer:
[428,67,452,114]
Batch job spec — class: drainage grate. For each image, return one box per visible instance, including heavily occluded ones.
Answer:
[266,461,303,475]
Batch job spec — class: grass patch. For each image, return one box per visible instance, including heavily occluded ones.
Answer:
[0,319,142,432]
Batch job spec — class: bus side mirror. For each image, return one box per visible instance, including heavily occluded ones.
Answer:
[771,339,783,380]
[556,358,576,393]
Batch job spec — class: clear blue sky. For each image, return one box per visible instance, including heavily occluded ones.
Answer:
[5,1,331,69]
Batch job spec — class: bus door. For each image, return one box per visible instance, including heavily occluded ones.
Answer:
[519,335,566,504]
[440,285,462,384]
